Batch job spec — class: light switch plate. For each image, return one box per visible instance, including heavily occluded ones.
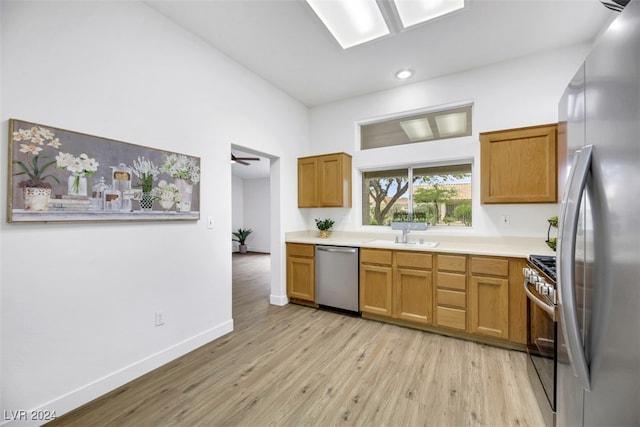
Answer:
[207,217,214,229]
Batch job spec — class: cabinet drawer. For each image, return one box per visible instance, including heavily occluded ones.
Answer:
[286,243,314,258]
[471,257,509,277]
[437,289,466,309]
[437,255,467,272]
[395,251,432,270]
[361,249,392,266]
[436,306,466,331]
[436,272,466,291]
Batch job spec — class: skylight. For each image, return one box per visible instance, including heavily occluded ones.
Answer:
[394,0,465,29]
[305,0,466,49]
[305,0,390,49]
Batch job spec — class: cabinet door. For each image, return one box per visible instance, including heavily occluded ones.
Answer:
[394,267,432,325]
[480,123,557,203]
[318,154,351,207]
[360,264,393,317]
[287,256,315,302]
[297,157,317,208]
[469,275,509,339]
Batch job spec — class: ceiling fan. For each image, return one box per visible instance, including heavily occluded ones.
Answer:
[231,153,260,166]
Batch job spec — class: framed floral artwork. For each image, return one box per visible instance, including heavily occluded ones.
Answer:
[7,119,201,223]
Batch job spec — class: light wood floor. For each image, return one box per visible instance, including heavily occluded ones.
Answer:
[49,252,544,426]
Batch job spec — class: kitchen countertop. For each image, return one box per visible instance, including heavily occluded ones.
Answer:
[285,230,555,258]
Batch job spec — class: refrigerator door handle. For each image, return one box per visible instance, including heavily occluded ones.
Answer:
[558,144,593,392]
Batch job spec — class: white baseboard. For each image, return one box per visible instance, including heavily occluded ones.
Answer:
[6,320,234,426]
[269,294,289,306]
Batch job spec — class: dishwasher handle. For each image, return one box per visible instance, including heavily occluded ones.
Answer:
[316,246,358,254]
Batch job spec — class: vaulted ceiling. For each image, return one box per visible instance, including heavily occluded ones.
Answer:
[146,0,615,107]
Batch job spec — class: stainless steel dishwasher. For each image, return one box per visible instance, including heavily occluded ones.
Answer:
[315,245,360,314]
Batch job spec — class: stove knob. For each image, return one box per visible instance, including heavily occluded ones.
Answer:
[536,278,547,293]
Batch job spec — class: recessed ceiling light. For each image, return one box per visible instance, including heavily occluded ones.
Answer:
[395,69,413,79]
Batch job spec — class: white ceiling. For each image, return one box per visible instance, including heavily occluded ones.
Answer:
[146,0,615,108]
[231,149,271,180]
[145,0,616,180]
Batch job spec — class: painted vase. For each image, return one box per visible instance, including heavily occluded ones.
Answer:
[174,178,193,212]
[23,187,52,211]
[140,192,154,212]
[68,173,88,197]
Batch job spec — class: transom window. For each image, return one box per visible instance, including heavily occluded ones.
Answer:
[360,105,472,150]
[362,163,472,227]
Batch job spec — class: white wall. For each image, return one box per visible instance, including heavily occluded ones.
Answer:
[231,176,270,253]
[243,178,271,253]
[308,45,591,238]
[0,0,308,421]
[231,175,244,252]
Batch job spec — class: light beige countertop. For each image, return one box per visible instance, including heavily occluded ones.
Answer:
[285,230,555,258]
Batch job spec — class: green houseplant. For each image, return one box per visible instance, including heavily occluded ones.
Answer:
[546,216,558,251]
[315,218,335,239]
[232,228,253,254]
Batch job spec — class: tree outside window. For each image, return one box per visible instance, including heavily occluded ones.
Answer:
[363,163,472,227]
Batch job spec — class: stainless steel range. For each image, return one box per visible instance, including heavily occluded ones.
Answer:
[523,255,558,427]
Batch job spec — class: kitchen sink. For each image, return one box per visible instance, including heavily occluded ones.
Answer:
[365,239,439,248]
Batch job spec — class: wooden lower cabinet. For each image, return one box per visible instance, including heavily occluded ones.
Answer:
[394,251,433,325]
[360,263,393,316]
[360,249,432,325]
[435,254,468,331]
[469,275,509,339]
[286,243,315,303]
[468,256,528,345]
[289,243,528,348]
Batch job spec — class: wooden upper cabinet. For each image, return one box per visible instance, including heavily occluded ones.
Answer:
[298,152,352,208]
[297,157,318,208]
[480,123,558,204]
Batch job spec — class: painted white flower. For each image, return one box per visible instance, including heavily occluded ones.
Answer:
[152,179,181,202]
[131,156,160,192]
[12,126,62,188]
[47,138,61,149]
[19,143,43,155]
[56,152,99,175]
[161,154,200,184]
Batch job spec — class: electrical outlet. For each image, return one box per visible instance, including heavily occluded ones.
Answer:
[155,311,165,326]
[501,215,511,226]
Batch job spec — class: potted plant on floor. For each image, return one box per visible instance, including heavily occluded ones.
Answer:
[232,228,253,253]
[315,218,335,239]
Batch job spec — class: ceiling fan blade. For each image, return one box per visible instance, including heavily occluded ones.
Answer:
[236,157,260,161]
[236,158,250,165]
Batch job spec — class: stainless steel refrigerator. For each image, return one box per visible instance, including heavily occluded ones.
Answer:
[557,1,640,425]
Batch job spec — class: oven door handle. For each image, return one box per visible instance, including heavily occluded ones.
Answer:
[558,145,592,392]
[523,279,556,321]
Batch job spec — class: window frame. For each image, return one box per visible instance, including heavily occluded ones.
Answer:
[359,102,473,151]
[360,160,474,229]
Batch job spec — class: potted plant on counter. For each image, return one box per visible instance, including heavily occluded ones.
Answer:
[232,228,253,253]
[315,218,335,239]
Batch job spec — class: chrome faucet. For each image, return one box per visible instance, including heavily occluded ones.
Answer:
[401,226,410,244]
